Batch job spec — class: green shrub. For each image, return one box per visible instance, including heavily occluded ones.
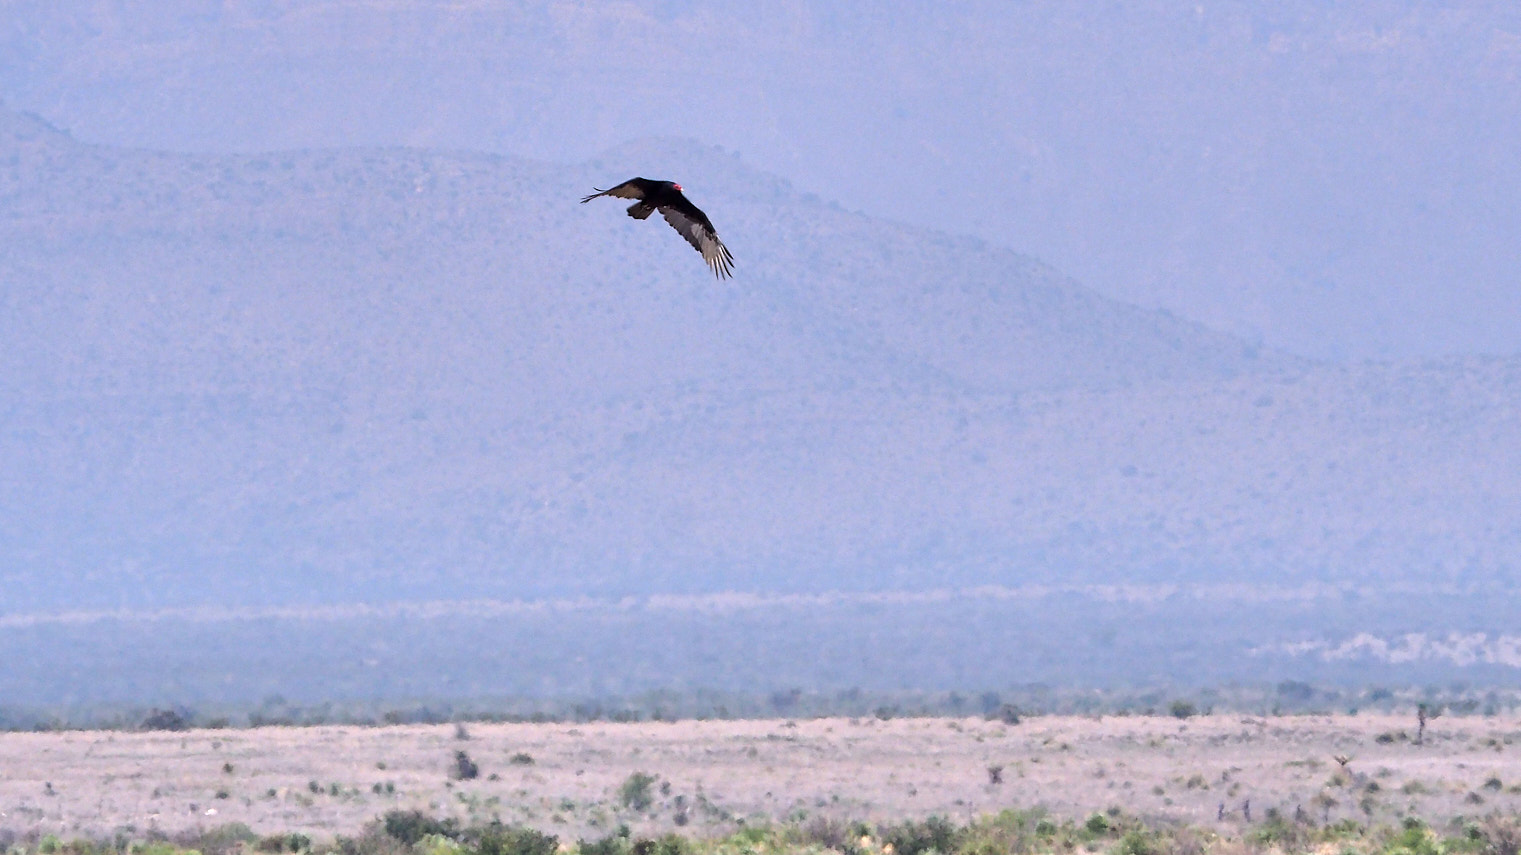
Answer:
[463,823,557,855]
[958,809,1047,855]
[1326,819,1365,841]
[881,816,958,855]
[419,836,464,855]
[1114,829,1158,855]
[177,824,258,855]
[646,835,688,855]
[1382,824,1443,855]
[382,810,461,845]
[336,828,409,855]
[128,843,184,855]
[578,836,627,855]
[729,828,770,847]
[1085,814,1111,836]
[256,834,311,853]
[617,772,657,812]
[579,837,682,855]
[1247,814,1306,850]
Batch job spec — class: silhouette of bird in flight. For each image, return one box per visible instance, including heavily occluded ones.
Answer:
[581,178,734,279]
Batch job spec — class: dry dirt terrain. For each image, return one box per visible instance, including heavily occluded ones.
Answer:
[4,715,1520,841]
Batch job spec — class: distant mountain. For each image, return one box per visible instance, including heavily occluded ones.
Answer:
[0,106,1261,398]
[1,105,1518,632]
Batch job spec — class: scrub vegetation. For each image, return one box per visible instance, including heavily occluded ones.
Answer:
[4,809,1521,855]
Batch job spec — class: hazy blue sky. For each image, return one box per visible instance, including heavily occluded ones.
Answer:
[3,1,1519,360]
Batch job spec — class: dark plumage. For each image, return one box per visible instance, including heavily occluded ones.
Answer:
[581,178,734,279]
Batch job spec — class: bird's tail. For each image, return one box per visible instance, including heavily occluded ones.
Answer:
[625,202,656,220]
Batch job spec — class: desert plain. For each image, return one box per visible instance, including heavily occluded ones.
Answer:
[3,714,1520,841]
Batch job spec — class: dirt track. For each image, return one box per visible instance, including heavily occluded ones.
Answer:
[3,714,1520,839]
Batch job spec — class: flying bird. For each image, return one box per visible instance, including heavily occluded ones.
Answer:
[581,178,734,279]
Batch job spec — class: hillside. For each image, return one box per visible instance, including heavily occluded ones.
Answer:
[3,106,1521,700]
[3,104,1279,611]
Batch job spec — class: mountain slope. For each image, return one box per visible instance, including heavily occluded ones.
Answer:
[3,107,1518,621]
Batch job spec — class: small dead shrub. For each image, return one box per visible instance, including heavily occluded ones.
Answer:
[1480,816,1521,855]
[452,750,480,781]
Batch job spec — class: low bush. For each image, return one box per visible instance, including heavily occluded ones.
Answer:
[461,823,556,855]
[989,705,1021,725]
[257,833,313,853]
[382,810,461,845]
[958,809,1048,855]
[452,751,480,781]
[1479,816,1521,855]
[577,835,629,855]
[23,802,1521,855]
[174,824,258,855]
[881,816,959,855]
[140,709,190,732]
[1379,824,1443,855]
[1115,829,1160,855]
[336,828,410,855]
[617,772,657,812]
[791,816,854,852]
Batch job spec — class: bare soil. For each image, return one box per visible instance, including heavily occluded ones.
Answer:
[3,714,1519,840]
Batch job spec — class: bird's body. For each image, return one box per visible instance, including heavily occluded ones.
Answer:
[581,178,734,279]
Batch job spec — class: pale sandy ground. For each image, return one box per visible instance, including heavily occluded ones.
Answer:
[4,715,1521,841]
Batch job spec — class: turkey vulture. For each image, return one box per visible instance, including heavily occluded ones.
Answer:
[581,178,734,279]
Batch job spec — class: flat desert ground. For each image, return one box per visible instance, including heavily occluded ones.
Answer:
[4,715,1520,840]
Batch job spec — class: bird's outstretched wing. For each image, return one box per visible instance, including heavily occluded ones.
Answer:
[660,203,734,279]
[580,178,648,204]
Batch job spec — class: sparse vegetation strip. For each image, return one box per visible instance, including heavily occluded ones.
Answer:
[5,808,1521,855]
[4,682,1516,734]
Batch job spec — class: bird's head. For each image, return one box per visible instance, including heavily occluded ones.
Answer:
[672,182,683,192]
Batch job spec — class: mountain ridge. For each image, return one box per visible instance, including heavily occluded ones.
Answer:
[2,104,1517,622]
